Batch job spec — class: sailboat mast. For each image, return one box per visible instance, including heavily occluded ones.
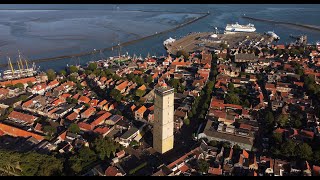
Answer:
[8,57,14,76]
[18,51,24,70]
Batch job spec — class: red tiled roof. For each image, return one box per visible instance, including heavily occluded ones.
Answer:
[59,130,67,141]
[22,99,33,108]
[105,166,121,176]
[34,123,43,132]
[136,106,147,114]
[300,130,314,139]
[93,126,110,135]
[78,96,90,104]
[98,99,108,107]
[116,81,129,92]
[72,93,80,100]
[67,112,78,121]
[81,107,96,118]
[8,111,37,124]
[0,77,37,87]
[0,88,9,95]
[313,165,320,176]
[116,150,125,158]
[89,99,99,107]
[78,122,93,131]
[208,167,222,175]
[242,149,249,159]
[52,98,65,106]
[60,93,72,99]
[0,123,44,141]
[239,123,252,131]
[91,112,112,127]
[48,79,59,88]
[179,164,189,173]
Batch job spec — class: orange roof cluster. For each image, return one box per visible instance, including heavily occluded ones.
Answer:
[81,107,96,118]
[8,111,37,124]
[91,112,112,127]
[0,77,37,87]
[78,96,90,104]
[0,123,44,141]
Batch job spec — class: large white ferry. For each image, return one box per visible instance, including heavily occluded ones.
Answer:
[225,22,256,33]
[163,37,176,46]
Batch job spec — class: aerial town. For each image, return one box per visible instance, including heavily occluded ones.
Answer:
[1,21,320,176]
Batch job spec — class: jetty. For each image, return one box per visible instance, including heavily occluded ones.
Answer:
[0,12,210,68]
[242,15,320,32]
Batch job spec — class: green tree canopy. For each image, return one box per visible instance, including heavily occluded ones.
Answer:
[296,143,313,161]
[183,118,190,126]
[68,123,80,134]
[225,93,240,105]
[43,125,57,136]
[93,137,120,160]
[135,89,146,97]
[88,63,98,71]
[69,147,97,174]
[277,114,289,127]
[59,69,67,76]
[14,83,24,90]
[272,132,283,144]
[197,159,209,174]
[69,65,78,74]
[46,69,56,81]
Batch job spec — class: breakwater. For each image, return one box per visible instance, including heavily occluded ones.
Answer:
[0,12,210,68]
[242,15,320,32]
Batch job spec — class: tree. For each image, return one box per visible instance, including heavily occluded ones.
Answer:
[277,114,289,127]
[93,137,120,160]
[88,63,97,71]
[219,43,228,49]
[68,75,77,83]
[59,70,67,76]
[197,159,209,174]
[183,118,190,125]
[110,89,123,102]
[19,95,28,102]
[243,99,250,108]
[20,152,63,176]
[46,69,56,81]
[71,98,78,104]
[272,132,283,144]
[296,143,313,160]
[135,89,146,97]
[209,140,217,147]
[225,93,240,105]
[69,123,80,134]
[134,76,144,86]
[127,72,135,81]
[314,150,320,164]
[69,65,78,74]
[146,75,153,84]
[69,147,97,174]
[228,83,234,92]
[280,140,296,158]
[84,69,92,75]
[27,81,34,88]
[14,83,24,90]
[43,125,57,137]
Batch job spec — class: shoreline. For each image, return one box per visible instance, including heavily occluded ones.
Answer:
[0,12,210,69]
[242,15,320,32]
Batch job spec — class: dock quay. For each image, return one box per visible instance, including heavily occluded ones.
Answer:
[165,32,273,55]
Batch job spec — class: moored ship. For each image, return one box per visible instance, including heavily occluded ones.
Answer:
[225,22,256,33]
[1,52,37,80]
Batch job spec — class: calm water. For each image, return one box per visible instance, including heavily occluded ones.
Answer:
[0,4,320,71]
